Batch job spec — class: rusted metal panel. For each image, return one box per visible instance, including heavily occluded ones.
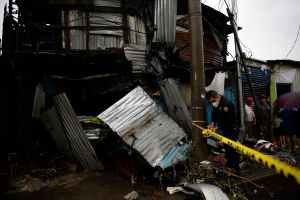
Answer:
[153,0,177,43]
[176,31,221,67]
[98,86,187,167]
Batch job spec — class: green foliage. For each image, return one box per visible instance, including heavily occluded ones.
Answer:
[186,157,248,200]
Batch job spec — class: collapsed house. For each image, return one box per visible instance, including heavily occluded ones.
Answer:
[0,0,236,181]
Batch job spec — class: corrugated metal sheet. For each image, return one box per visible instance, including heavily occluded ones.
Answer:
[242,67,270,102]
[62,11,124,50]
[40,107,74,160]
[92,0,121,7]
[53,93,104,170]
[159,78,192,133]
[50,0,121,7]
[63,10,87,49]
[98,86,187,167]
[185,184,229,200]
[89,13,122,27]
[69,29,87,49]
[128,15,147,46]
[176,31,222,66]
[153,0,177,43]
[158,143,191,169]
[241,66,270,85]
[89,34,123,50]
[242,84,268,102]
[124,45,147,74]
[32,83,45,118]
[274,65,300,92]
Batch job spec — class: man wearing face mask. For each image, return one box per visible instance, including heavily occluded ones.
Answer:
[206,90,241,175]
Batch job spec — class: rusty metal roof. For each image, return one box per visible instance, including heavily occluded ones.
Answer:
[98,86,187,167]
[176,31,222,66]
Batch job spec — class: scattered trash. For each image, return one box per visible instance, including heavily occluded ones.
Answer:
[8,175,46,193]
[166,186,183,194]
[184,183,229,200]
[123,190,139,200]
[254,140,273,151]
[200,161,211,165]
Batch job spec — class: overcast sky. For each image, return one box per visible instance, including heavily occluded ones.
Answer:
[1,0,300,61]
[205,0,300,61]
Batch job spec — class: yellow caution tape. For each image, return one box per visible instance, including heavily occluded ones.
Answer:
[192,121,300,185]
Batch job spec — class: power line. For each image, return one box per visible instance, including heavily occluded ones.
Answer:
[223,0,252,58]
[285,25,300,59]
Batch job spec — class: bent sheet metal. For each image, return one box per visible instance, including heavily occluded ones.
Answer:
[98,86,190,168]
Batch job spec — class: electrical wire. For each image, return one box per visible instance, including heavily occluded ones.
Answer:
[183,12,227,41]
[223,0,252,58]
[285,25,300,59]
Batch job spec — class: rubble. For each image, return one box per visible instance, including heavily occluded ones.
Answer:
[123,191,139,200]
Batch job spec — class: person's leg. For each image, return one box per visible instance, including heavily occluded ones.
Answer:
[290,135,295,152]
[280,136,286,147]
[285,135,292,152]
[224,145,240,174]
[293,135,298,149]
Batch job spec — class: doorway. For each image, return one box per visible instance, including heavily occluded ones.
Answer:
[276,83,292,97]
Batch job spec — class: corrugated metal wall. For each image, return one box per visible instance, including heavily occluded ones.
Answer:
[153,0,177,43]
[92,0,121,7]
[175,32,222,67]
[62,11,124,50]
[274,65,300,92]
[50,0,121,7]
[128,16,147,46]
[242,66,271,101]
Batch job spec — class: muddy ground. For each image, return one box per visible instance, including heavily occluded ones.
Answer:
[3,170,188,200]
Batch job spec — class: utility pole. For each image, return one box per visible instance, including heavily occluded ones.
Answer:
[9,0,13,16]
[230,0,245,137]
[189,0,207,161]
[226,7,259,112]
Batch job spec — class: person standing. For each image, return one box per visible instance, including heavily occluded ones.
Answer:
[244,97,256,141]
[274,108,285,148]
[280,107,297,153]
[206,90,240,174]
[257,95,271,140]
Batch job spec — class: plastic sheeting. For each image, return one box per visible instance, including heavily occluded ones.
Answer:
[205,72,226,95]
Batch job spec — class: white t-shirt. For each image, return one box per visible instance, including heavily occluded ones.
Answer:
[245,104,255,122]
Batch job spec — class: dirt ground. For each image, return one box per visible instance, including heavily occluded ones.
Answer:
[3,170,188,200]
